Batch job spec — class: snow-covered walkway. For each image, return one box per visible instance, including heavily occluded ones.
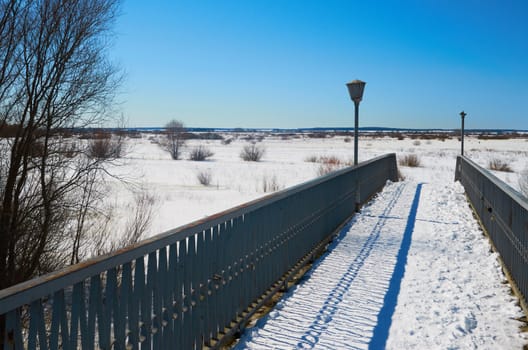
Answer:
[234,180,526,349]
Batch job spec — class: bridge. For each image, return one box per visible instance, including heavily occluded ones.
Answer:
[1,154,526,349]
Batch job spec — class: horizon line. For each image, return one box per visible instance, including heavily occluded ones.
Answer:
[86,126,528,133]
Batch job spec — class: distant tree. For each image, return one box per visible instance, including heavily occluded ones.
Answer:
[163,119,186,159]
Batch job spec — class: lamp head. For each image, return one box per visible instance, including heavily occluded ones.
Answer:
[346,80,366,103]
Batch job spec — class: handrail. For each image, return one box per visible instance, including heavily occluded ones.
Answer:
[455,155,528,313]
[1,153,398,349]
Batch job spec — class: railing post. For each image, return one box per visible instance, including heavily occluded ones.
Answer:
[454,155,461,182]
[460,111,466,156]
[354,100,360,166]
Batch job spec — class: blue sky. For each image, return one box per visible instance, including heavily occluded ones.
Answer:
[111,1,528,129]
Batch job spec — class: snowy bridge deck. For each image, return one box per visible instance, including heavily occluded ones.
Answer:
[235,180,525,349]
[1,155,526,349]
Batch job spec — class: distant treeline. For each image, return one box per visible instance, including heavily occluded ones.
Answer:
[1,122,526,140]
[89,126,528,134]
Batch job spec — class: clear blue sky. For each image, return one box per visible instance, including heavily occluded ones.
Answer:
[111,0,528,129]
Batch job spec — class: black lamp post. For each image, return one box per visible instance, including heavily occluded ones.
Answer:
[460,111,466,156]
[346,80,366,165]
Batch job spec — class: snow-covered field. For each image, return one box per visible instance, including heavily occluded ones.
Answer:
[106,134,528,237]
[105,133,527,349]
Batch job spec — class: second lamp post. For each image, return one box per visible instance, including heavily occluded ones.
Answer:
[346,80,366,165]
[460,111,466,156]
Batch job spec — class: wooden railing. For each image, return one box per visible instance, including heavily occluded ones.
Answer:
[0,154,398,349]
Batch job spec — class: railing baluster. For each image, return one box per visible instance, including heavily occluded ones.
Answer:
[49,292,60,349]
[182,236,193,349]
[210,225,221,343]
[87,275,101,350]
[103,268,117,349]
[156,246,167,349]
[28,300,47,350]
[224,221,235,329]
[194,230,206,348]
[119,263,132,349]
[69,282,83,349]
[201,228,213,345]
[189,234,199,349]
[165,243,177,349]
[175,240,184,349]
[49,289,69,350]
[144,252,156,350]
[233,218,241,319]
[78,282,89,350]
[134,257,146,349]
[5,308,23,350]
[240,215,250,313]
[217,222,227,334]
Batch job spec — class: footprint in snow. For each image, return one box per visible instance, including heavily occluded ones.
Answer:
[464,312,478,333]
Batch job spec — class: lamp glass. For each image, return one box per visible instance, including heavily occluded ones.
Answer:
[346,80,366,102]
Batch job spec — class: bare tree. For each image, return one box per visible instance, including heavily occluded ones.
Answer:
[163,119,186,159]
[0,0,121,296]
[90,187,156,258]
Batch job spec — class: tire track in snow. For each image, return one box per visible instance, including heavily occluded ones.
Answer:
[236,181,417,350]
[297,183,406,349]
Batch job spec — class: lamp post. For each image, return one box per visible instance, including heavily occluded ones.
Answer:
[460,111,466,156]
[346,80,366,165]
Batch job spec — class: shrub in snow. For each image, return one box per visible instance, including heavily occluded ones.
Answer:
[488,158,513,172]
[189,145,214,161]
[262,175,282,193]
[148,136,159,144]
[87,138,122,159]
[312,155,351,176]
[317,163,338,176]
[222,138,234,145]
[413,140,421,146]
[398,154,421,167]
[304,155,319,163]
[196,170,212,186]
[318,155,343,166]
[240,144,265,162]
